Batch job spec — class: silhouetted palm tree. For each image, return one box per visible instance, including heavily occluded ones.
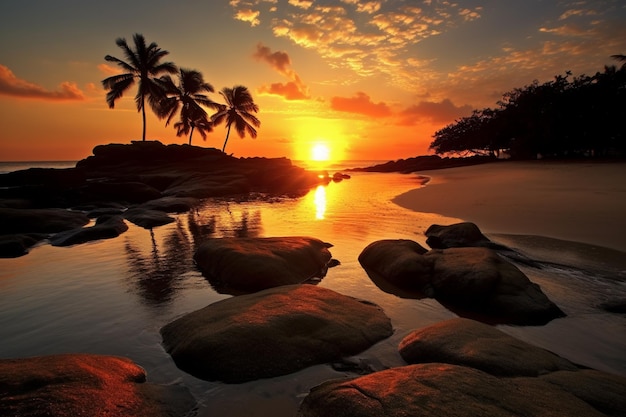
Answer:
[174,115,213,145]
[101,33,177,141]
[211,86,260,152]
[611,54,626,70]
[157,68,219,145]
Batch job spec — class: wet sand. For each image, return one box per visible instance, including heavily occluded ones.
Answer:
[393,160,626,253]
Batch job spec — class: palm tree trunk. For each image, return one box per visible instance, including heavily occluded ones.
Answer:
[189,126,195,145]
[222,124,232,152]
[141,95,147,141]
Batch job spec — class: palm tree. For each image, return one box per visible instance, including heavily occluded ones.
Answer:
[611,54,626,70]
[211,85,260,152]
[157,68,219,145]
[101,33,177,141]
[174,114,213,145]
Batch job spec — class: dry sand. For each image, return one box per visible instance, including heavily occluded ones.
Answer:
[393,161,626,253]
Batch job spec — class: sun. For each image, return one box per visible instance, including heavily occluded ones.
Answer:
[311,143,330,161]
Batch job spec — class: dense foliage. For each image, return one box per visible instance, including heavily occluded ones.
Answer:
[430,57,626,159]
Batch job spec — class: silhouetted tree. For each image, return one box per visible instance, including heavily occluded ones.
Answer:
[157,68,219,145]
[430,58,626,159]
[101,33,177,141]
[211,85,260,152]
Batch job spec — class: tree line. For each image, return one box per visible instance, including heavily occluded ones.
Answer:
[102,33,260,152]
[429,55,626,159]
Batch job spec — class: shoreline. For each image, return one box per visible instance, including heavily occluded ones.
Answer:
[392,160,626,253]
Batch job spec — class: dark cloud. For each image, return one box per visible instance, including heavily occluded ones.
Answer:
[397,99,472,125]
[254,43,310,100]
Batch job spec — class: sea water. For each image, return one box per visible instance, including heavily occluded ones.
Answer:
[0,163,625,416]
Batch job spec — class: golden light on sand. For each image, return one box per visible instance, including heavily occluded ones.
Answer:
[311,143,330,161]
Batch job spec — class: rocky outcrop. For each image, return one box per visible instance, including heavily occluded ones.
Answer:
[298,319,626,417]
[398,318,578,376]
[160,284,393,383]
[348,154,495,173]
[193,236,334,293]
[359,240,564,324]
[50,215,128,246]
[0,353,196,417]
[0,141,328,257]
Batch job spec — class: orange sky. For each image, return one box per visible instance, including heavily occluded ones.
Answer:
[1,1,625,162]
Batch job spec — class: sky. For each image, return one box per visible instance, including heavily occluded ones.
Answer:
[1,0,625,162]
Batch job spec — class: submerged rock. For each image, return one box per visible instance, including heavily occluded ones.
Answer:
[160,284,393,383]
[359,240,564,324]
[0,353,196,417]
[124,208,175,229]
[193,236,334,293]
[50,215,128,246]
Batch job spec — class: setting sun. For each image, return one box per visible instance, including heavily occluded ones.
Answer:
[311,143,330,161]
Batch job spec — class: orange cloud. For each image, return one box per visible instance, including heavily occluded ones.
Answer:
[0,64,84,101]
[254,43,310,100]
[98,63,122,75]
[331,92,392,117]
[397,99,473,125]
[235,8,261,26]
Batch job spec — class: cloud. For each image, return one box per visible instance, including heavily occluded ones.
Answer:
[98,63,122,76]
[235,8,261,26]
[397,99,473,126]
[254,43,310,100]
[0,64,84,101]
[330,92,392,117]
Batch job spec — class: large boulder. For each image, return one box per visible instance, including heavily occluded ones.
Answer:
[193,236,334,293]
[50,215,128,246]
[160,284,393,383]
[298,363,625,417]
[399,318,579,376]
[359,241,564,324]
[0,353,195,417]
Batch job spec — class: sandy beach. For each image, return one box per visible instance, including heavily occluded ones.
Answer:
[394,161,626,253]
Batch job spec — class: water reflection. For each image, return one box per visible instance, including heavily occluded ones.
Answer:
[314,186,326,220]
[123,220,195,308]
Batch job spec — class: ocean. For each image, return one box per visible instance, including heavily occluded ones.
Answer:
[1,161,625,416]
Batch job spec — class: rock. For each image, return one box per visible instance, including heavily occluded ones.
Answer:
[359,241,564,324]
[298,363,622,417]
[193,236,334,293]
[50,215,128,246]
[0,234,45,258]
[84,181,162,204]
[599,298,626,314]
[124,208,175,229]
[425,222,505,249]
[0,207,89,234]
[135,196,199,213]
[160,284,393,383]
[358,239,431,297]
[399,318,579,377]
[0,353,196,417]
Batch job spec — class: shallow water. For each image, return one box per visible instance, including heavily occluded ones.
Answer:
[1,171,625,416]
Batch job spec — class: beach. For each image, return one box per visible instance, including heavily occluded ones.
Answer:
[394,160,626,253]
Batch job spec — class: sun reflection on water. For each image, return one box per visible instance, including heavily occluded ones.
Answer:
[314,185,326,220]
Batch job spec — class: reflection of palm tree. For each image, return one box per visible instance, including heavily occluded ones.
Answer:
[158,69,219,145]
[211,86,260,152]
[102,34,177,141]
